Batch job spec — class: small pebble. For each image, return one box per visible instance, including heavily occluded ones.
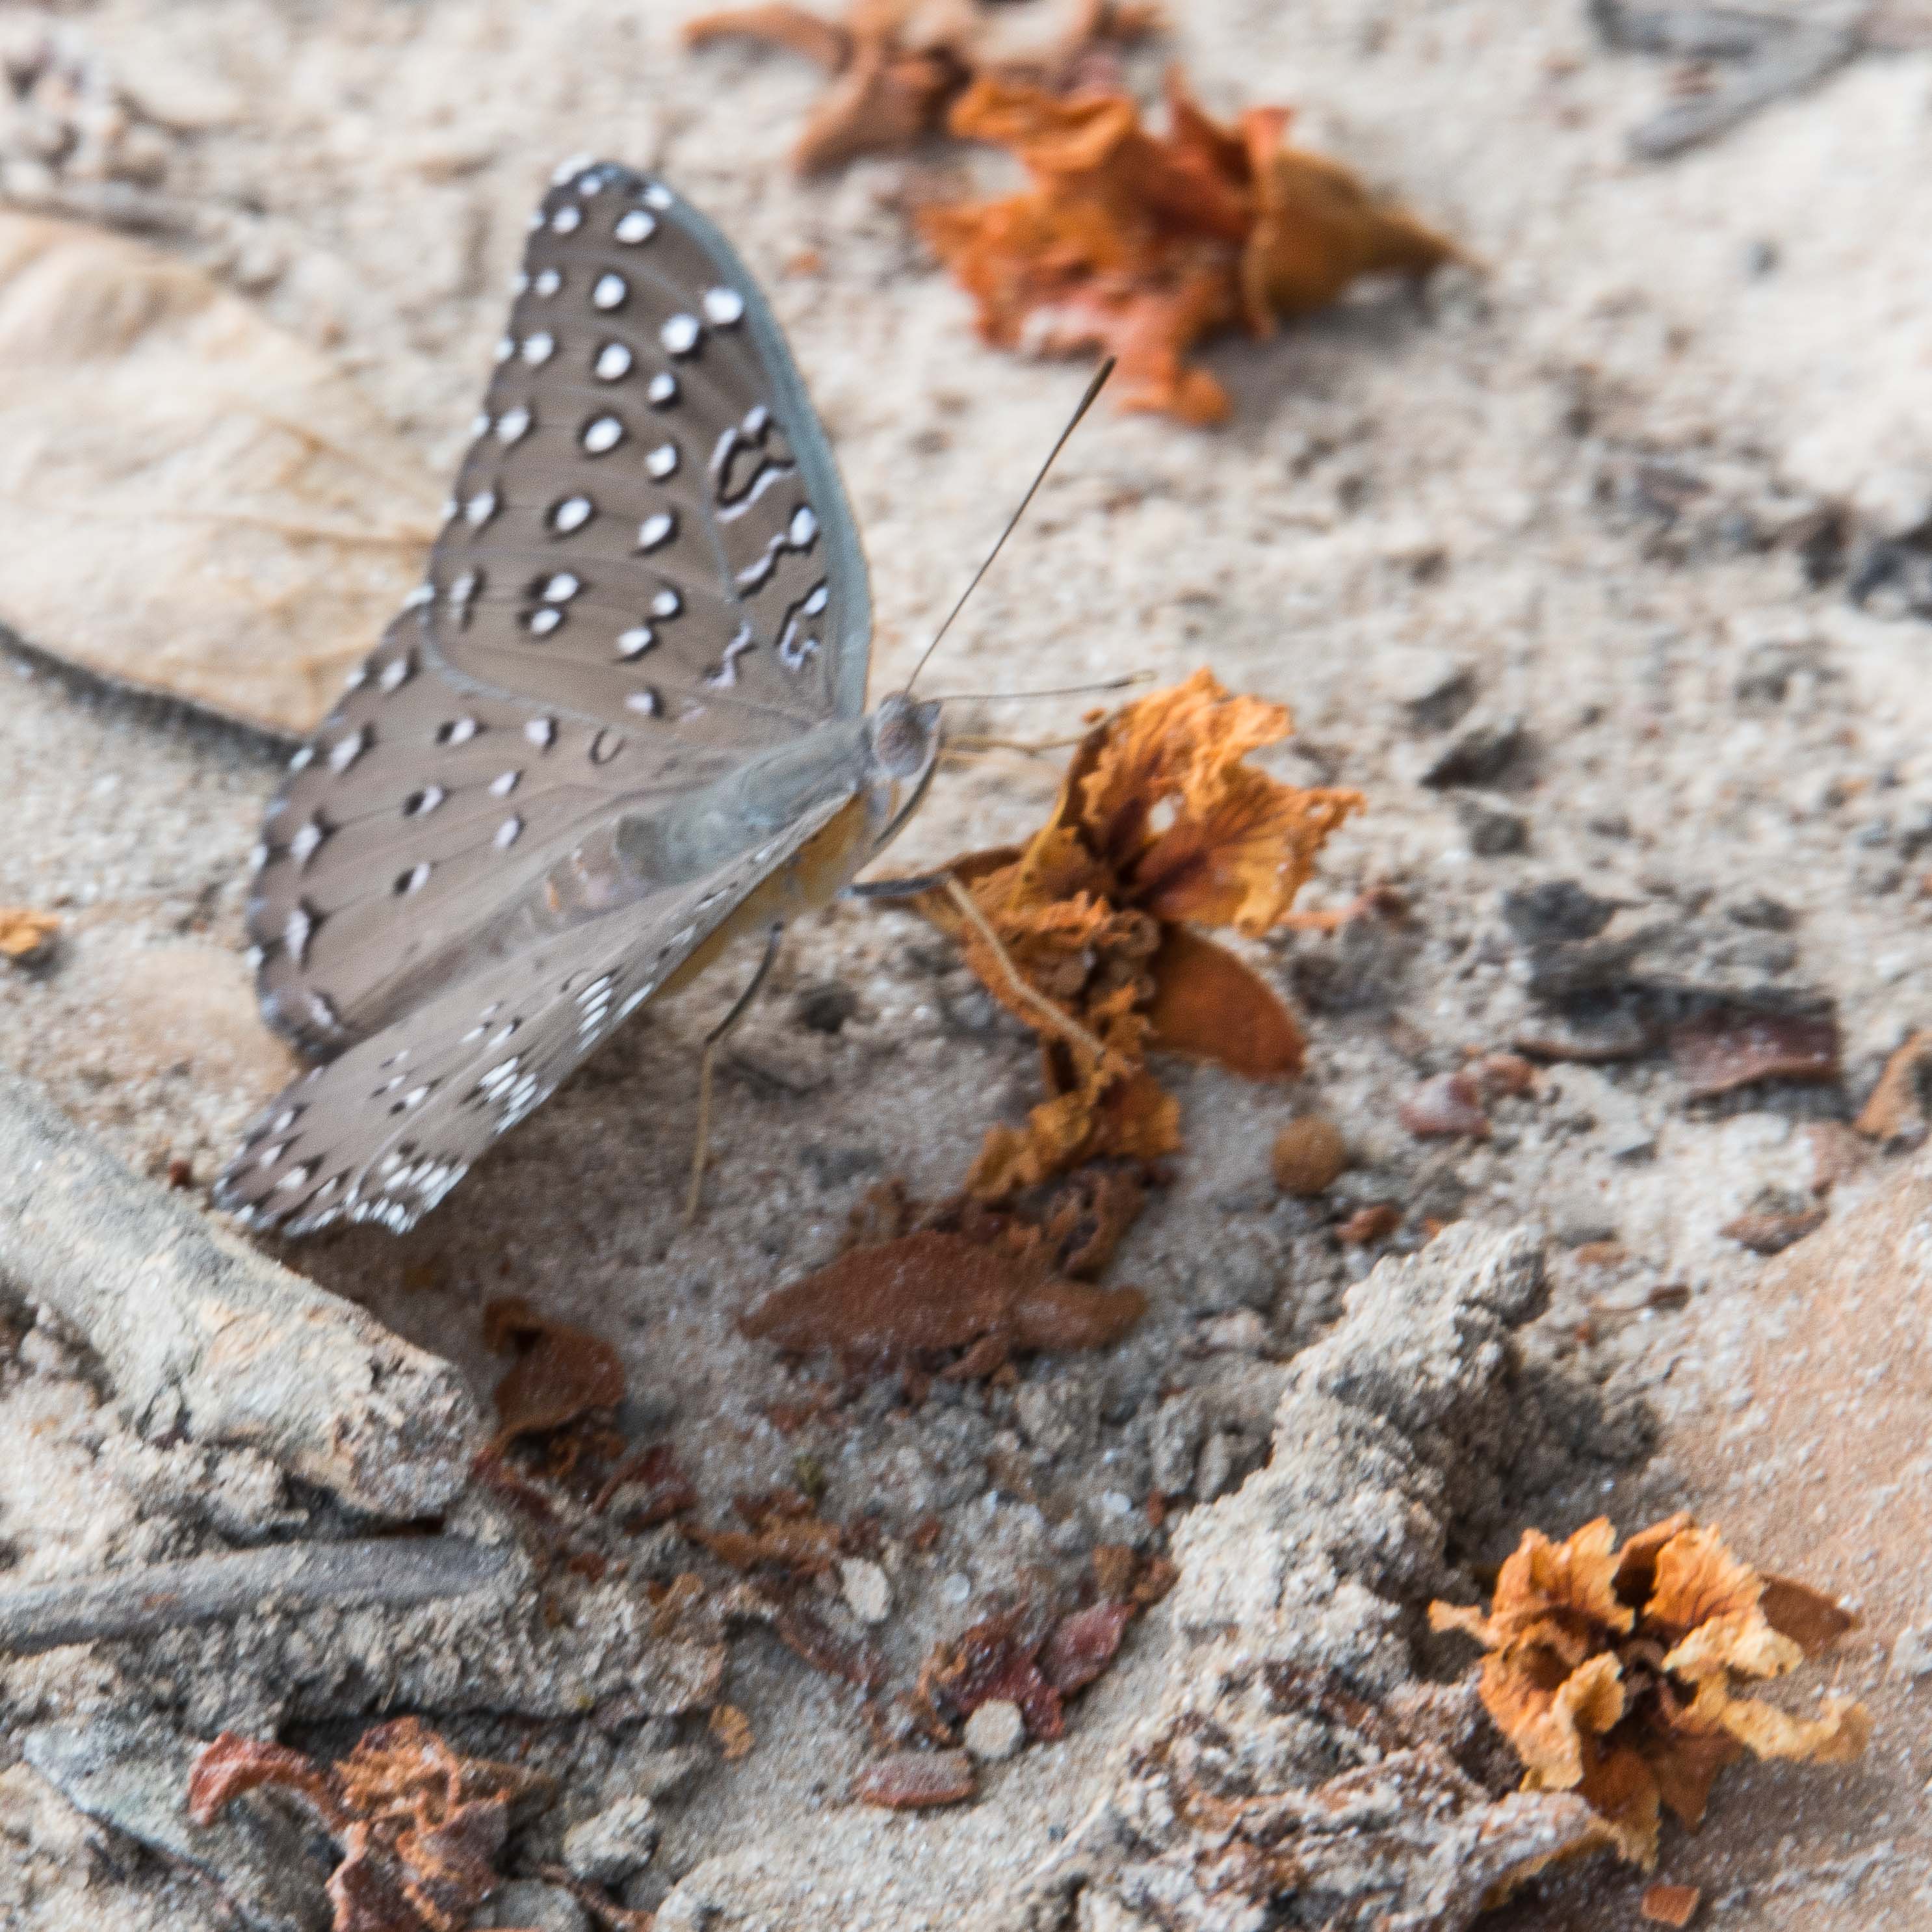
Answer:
[840,1556,892,1625]
[473,1881,588,1932]
[562,1795,658,1886]
[962,1699,1026,1762]
[1270,1116,1349,1196]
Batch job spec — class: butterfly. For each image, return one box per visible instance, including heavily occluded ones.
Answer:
[213,159,945,1237]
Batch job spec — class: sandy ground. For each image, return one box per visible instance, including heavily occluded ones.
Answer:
[3,1,1932,1927]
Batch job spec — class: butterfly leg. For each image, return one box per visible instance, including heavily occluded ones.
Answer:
[686,920,785,1226]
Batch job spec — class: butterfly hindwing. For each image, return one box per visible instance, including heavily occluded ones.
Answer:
[217,788,855,1234]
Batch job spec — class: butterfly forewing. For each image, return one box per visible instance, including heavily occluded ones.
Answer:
[241,161,871,1057]
[220,161,880,1229]
[430,163,867,746]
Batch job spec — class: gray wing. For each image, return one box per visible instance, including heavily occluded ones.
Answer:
[243,160,871,1056]
[215,789,852,1236]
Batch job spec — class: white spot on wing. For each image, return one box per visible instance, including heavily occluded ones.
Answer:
[646,442,679,480]
[703,286,745,326]
[595,342,632,382]
[525,717,556,748]
[583,415,623,454]
[592,272,627,310]
[638,512,675,552]
[661,313,700,357]
[614,209,655,244]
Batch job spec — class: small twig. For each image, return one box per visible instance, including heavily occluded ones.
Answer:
[0,1070,484,1517]
[1590,0,1797,58]
[941,873,1115,1069]
[1628,18,1861,156]
[0,1537,510,1658]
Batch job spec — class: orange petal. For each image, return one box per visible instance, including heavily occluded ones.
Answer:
[1571,1742,1663,1868]
[1145,926,1304,1077]
[1239,117,1463,325]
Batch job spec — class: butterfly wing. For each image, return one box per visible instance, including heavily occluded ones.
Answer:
[216,787,855,1234]
[244,160,870,1055]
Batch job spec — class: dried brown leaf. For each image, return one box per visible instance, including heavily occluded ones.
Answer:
[0,215,437,735]
[483,1296,627,1444]
[1669,1004,1840,1099]
[739,1226,1145,1375]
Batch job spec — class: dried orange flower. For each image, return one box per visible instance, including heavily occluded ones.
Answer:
[685,0,1160,174]
[189,1718,542,1932]
[1430,1515,1870,1867]
[919,669,1361,1194]
[921,68,1462,423]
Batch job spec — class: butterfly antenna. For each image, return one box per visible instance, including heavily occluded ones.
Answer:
[902,357,1115,696]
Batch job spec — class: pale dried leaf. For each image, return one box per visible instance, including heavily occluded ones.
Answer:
[0,215,438,735]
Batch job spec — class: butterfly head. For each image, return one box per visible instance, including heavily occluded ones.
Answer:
[867,691,943,782]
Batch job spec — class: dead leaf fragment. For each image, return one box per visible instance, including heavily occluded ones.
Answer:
[746,1175,1153,1388]
[917,670,1359,1193]
[1856,1028,1932,1141]
[189,1718,541,1932]
[1337,1203,1401,1246]
[0,215,437,735]
[0,908,59,964]
[854,1747,976,1808]
[1040,1599,1132,1692]
[1669,1004,1840,1100]
[1640,1881,1701,1927]
[685,0,1161,174]
[1399,1069,1491,1140]
[922,69,1461,422]
[1429,1515,1868,1866]
[710,1704,755,1762]
[1719,1207,1825,1255]
[483,1296,627,1444]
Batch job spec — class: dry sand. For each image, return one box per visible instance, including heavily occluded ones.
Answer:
[2,2,1931,1927]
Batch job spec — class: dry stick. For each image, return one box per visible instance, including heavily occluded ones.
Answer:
[0,1070,485,1519]
[0,1537,510,1658]
[941,874,1115,1069]
[1627,18,1860,157]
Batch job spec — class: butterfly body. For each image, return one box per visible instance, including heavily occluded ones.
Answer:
[214,161,941,1237]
